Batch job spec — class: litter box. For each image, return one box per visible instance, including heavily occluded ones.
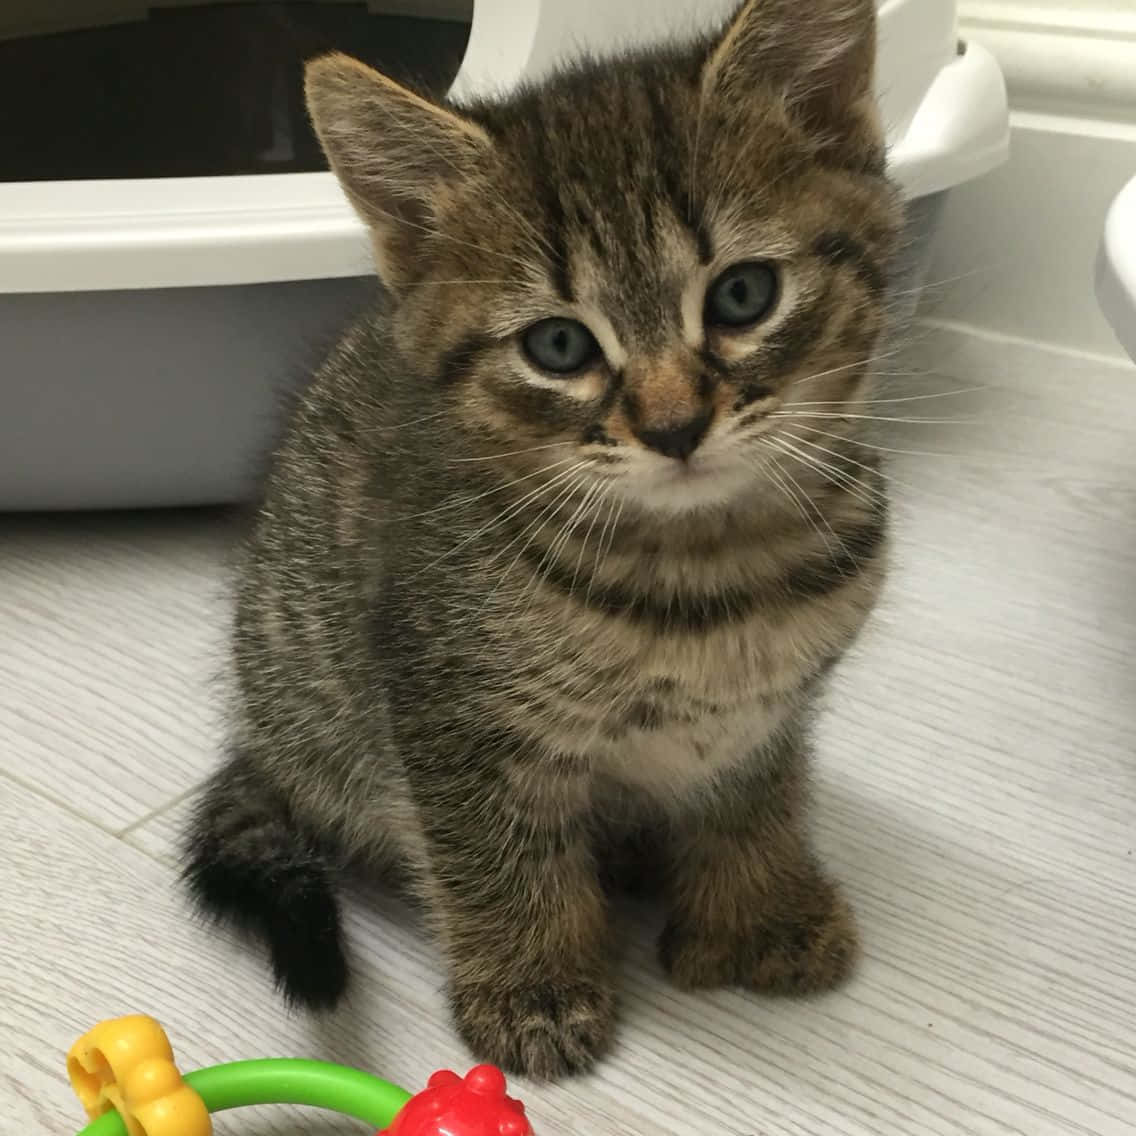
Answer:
[0,0,1008,510]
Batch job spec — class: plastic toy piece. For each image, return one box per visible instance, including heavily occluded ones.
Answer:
[68,1015,211,1136]
[74,1059,413,1136]
[383,1065,532,1136]
[67,1016,533,1136]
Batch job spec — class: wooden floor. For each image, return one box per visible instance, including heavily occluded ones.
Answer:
[4,323,1136,1135]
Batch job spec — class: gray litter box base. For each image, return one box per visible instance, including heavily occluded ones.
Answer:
[1,276,376,510]
[0,194,943,511]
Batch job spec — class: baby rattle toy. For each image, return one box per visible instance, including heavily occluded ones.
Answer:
[67,1015,532,1136]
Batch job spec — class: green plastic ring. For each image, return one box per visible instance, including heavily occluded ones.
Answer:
[76,1059,413,1136]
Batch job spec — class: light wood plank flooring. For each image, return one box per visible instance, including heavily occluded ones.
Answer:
[4,324,1135,1135]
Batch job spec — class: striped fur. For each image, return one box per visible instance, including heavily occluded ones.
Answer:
[183,0,903,1079]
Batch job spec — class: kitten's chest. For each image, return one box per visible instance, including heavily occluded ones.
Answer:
[543,617,811,797]
[532,581,874,795]
[590,688,788,798]
[492,538,882,797]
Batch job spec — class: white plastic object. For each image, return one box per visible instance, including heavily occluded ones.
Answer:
[1095,175,1136,363]
[0,0,1008,296]
[453,0,953,152]
[0,173,374,296]
[883,41,1008,199]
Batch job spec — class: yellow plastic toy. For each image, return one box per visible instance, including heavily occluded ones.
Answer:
[67,1015,211,1136]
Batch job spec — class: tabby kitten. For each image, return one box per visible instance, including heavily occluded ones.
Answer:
[184,0,901,1079]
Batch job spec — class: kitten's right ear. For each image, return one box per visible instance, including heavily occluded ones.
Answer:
[305,53,492,287]
[702,0,882,170]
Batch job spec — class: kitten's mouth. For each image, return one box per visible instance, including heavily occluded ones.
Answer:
[657,449,728,480]
[625,448,755,513]
[662,460,713,483]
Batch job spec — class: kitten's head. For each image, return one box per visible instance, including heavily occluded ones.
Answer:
[306,0,901,515]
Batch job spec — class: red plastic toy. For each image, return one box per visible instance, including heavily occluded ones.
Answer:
[382,1065,532,1136]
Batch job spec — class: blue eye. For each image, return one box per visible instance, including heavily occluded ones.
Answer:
[521,318,599,374]
[705,261,779,328]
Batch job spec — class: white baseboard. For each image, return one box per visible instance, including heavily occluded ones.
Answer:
[960,2,1136,126]
[911,318,1135,391]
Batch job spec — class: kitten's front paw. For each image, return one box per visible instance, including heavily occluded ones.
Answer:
[660,881,859,995]
[450,976,616,1080]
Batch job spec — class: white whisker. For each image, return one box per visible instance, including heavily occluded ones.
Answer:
[483,476,589,605]
[787,423,951,459]
[779,430,920,497]
[782,385,985,409]
[506,478,595,617]
[774,411,974,425]
[787,348,904,391]
[570,483,608,594]
[516,480,604,616]
[888,264,1000,300]
[407,461,590,578]
[450,442,570,464]
[586,496,620,609]
[758,452,842,564]
[386,456,579,524]
[768,436,887,511]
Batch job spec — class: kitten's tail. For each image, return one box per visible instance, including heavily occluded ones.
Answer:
[181,752,348,1010]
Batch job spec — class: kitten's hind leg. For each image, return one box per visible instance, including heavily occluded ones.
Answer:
[181,751,349,1010]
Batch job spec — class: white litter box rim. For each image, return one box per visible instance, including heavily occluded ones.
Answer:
[1095,175,1136,363]
[0,1,1007,296]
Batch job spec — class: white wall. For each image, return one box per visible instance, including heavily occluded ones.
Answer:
[923,1,1136,365]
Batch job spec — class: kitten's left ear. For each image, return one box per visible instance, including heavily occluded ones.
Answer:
[305,53,492,287]
[702,0,883,168]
